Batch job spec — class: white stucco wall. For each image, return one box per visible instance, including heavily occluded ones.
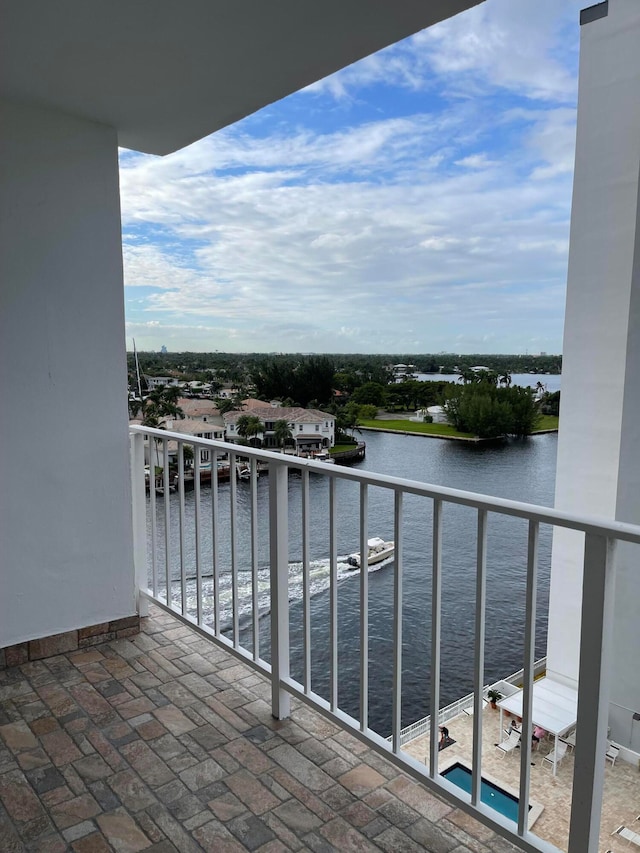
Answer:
[547,1,640,747]
[0,98,136,645]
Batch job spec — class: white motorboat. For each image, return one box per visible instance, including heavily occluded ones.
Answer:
[347,537,394,569]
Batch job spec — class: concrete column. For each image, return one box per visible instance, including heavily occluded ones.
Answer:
[0,98,136,646]
[548,0,640,749]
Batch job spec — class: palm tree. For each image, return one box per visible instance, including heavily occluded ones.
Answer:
[458,368,477,385]
[273,419,293,452]
[128,397,143,419]
[499,373,512,387]
[236,414,264,446]
[147,385,184,421]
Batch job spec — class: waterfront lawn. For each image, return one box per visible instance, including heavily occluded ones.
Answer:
[534,415,559,431]
[330,443,359,453]
[359,419,476,439]
[359,415,559,438]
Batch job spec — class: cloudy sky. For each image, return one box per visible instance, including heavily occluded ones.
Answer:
[120,0,583,355]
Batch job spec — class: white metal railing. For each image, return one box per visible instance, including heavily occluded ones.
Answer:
[130,425,640,853]
[389,659,548,747]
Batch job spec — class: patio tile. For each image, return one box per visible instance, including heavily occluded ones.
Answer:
[5,604,631,853]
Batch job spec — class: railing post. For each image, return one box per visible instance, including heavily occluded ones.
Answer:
[567,533,617,853]
[130,431,149,617]
[269,460,290,720]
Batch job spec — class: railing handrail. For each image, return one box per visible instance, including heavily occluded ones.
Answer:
[130,426,635,853]
[130,425,640,544]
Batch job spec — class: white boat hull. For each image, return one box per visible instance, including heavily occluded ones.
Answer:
[347,538,394,569]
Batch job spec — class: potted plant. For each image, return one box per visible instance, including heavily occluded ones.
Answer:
[487,689,503,710]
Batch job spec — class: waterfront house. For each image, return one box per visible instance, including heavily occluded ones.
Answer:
[143,375,183,389]
[224,402,335,453]
[2,3,640,852]
[161,418,225,466]
[175,398,223,425]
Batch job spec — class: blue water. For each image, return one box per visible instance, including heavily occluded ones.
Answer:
[149,429,558,737]
[442,762,529,823]
[412,372,561,393]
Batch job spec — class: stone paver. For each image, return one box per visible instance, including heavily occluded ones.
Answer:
[0,605,524,852]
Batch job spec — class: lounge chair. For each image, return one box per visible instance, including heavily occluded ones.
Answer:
[495,729,521,757]
[605,742,620,766]
[542,740,568,770]
[612,825,640,847]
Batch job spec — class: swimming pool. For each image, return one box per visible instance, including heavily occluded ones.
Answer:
[441,762,530,823]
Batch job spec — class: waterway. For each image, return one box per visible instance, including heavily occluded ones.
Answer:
[148,404,558,738]
[410,372,561,392]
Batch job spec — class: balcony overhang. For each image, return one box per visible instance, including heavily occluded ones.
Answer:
[0,0,482,155]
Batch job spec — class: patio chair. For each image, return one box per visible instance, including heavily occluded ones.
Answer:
[542,740,568,770]
[560,729,576,752]
[605,742,619,766]
[612,825,640,847]
[495,729,521,758]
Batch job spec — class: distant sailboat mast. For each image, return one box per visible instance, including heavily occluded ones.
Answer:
[133,338,143,400]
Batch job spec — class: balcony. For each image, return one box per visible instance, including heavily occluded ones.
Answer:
[0,603,522,852]
[125,426,640,853]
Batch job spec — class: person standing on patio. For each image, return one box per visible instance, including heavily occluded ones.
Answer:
[532,725,546,750]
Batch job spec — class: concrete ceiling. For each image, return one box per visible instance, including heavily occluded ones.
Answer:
[1,0,481,155]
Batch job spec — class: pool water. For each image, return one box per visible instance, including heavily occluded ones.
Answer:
[441,763,530,823]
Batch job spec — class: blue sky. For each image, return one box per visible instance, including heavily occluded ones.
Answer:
[119,0,583,354]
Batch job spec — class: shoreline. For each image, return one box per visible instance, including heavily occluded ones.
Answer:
[360,425,558,442]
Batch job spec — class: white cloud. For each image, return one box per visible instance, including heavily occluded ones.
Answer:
[306,0,581,105]
[119,0,580,353]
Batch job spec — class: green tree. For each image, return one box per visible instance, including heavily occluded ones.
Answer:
[251,356,335,407]
[443,384,539,438]
[217,396,242,415]
[351,381,386,406]
[140,384,184,426]
[273,419,293,451]
[540,390,560,416]
[236,414,264,446]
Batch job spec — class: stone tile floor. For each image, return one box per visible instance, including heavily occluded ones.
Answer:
[0,605,521,853]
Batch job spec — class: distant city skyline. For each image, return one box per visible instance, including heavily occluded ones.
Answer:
[120,0,582,355]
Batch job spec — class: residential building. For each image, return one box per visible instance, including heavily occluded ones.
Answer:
[176,398,223,424]
[161,417,224,465]
[224,403,335,453]
[143,375,182,389]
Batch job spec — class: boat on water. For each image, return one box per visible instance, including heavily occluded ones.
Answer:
[347,537,394,569]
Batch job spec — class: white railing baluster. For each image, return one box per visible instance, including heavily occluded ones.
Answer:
[212,449,220,635]
[429,498,443,777]
[194,447,203,626]
[392,490,403,754]
[471,508,487,806]
[329,477,338,713]
[130,431,149,616]
[359,483,369,733]
[518,520,538,836]
[302,468,311,693]
[567,534,617,853]
[163,438,171,608]
[269,459,290,719]
[129,426,640,853]
[230,450,239,647]
[178,442,187,616]
[149,435,158,598]
[251,456,259,661]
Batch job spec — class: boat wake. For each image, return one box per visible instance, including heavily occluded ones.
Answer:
[154,554,393,633]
